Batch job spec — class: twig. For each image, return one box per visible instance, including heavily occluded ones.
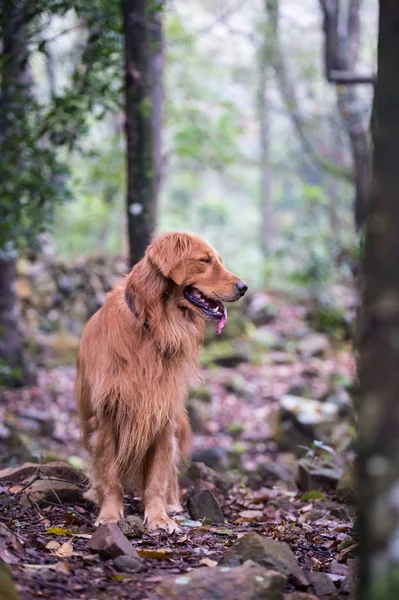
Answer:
[0,472,42,510]
[40,499,93,527]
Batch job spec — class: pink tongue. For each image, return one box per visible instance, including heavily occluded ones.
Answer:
[216,306,228,335]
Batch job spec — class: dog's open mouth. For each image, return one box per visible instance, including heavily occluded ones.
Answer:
[183,286,228,334]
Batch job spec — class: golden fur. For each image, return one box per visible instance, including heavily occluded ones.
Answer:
[75,232,247,532]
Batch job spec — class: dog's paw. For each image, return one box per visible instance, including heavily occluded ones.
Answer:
[166,502,184,515]
[94,516,119,527]
[146,514,182,534]
[94,506,124,527]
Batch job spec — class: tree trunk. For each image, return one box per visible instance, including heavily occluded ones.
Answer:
[257,40,274,256]
[0,257,27,385]
[151,3,164,203]
[0,0,31,385]
[358,3,399,598]
[318,0,372,230]
[122,0,159,267]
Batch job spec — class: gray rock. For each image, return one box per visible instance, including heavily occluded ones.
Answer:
[16,408,55,436]
[155,560,286,600]
[193,479,225,506]
[0,462,88,486]
[296,460,343,491]
[249,327,281,351]
[88,523,140,560]
[298,333,329,358]
[187,489,224,524]
[186,462,231,493]
[191,447,228,471]
[113,555,144,572]
[277,395,339,454]
[247,292,278,325]
[118,516,144,539]
[22,479,84,504]
[188,400,210,435]
[307,571,336,596]
[221,532,308,589]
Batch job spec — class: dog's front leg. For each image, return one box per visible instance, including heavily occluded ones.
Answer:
[143,427,181,534]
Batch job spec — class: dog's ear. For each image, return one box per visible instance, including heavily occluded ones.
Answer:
[146,233,190,286]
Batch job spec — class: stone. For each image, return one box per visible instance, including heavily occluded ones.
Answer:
[307,571,336,596]
[187,490,224,524]
[295,460,343,491]
[186,462,231,493]
[113,555,144,573]
[249,327,281,351]
[154,560,286,600]
[220,533,308,588]
[298,333,329,358]
[191,447,228,471]
[0,462,88,486]
[188,400,210,435]
[188,386,212,403]
[224,374,256,401]
[277,395,339,454]
[193,479,225,506]
[201,341,254,368]
[247,292,278,325]
[22,479,84,504]
[87,523,140,560]
[16,408,55,436]
[118,516,144,539]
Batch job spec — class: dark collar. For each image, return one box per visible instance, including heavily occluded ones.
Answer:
[124,288,174,360]
[125,289,150,330]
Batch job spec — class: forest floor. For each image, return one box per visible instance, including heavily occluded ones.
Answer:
[0,290,357,600]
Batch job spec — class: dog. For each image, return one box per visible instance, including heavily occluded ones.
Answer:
[75,232,248,533]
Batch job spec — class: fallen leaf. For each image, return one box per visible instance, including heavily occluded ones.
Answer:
[212,528,234,536]
[9,485,23,494]
[239,510,264,521]
[46,527,72,537]
[71,533,91,539]
[200,558,218,567]
[45,540,61,551]
[179,519,202,528]
[137,548,172,561]
[176,534,188,543]
[55,539,73,557]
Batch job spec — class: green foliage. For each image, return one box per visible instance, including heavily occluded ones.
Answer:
[0,1,123,254]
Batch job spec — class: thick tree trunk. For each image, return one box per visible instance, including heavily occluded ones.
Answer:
[0,257,27,385]
[122,0,158,267]
[0,0,31,385]
[151,3,164,202]
[257,46,274,256]
[358,3,399,598]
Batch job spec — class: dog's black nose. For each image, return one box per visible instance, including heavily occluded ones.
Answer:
[236,280,248,295]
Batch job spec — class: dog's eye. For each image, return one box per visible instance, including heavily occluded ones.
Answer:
[200,257,212,264]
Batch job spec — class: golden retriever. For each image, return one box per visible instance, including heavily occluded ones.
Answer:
[75,232,247,532]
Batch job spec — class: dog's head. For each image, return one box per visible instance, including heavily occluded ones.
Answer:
[144,232,247,333]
